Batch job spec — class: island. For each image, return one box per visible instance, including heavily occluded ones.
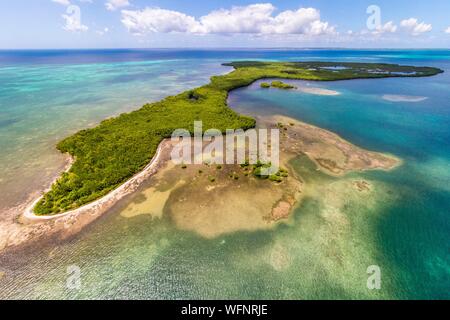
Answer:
[32,61,443,216]
[261,80,296,89]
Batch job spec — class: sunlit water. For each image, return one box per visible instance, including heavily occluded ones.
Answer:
[0,49,449,299]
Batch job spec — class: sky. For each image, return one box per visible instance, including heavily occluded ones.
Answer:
[1,0,449,49]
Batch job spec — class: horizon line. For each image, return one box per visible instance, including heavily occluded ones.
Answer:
[1,47,450,51]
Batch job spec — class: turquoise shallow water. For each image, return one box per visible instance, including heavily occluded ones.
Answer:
[0,49,449,299]
[230,75,450,299]
[0,57,231,209]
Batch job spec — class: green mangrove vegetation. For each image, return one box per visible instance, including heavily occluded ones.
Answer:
[271,80,297,89]
[261,80,296,89]
[34,61,443,215]
[250,161,289,183]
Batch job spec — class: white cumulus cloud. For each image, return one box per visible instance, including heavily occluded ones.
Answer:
[121,3,335,36]
[445,27,450,34]
[372,21,397,34]
[262,7,335,35]
[122,8,200,34]
[400,18,432,35]
[52,0,92,5]
[106,0,130,11]
[197,3,274,34]
[52,0,71,5]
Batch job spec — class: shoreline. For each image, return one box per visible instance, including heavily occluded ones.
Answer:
[34,61,441,215]
[19,113,401,223]
[21,114,401,222]
[0,113,402,251]
[22,139,169,222]
[6,59,431,248]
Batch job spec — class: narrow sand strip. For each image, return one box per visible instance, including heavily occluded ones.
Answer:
[297,86,340,96]
[382,94,428,102]
[22,139,169,222]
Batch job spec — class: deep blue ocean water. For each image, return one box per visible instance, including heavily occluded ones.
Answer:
[0,49,448,299]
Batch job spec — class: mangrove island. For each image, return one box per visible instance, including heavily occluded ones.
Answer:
[33,61,443,215]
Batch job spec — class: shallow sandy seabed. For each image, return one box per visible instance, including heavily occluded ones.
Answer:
[163,115,398,238]
[0,140,174,252]
[0,114,400,251]
[382,94,428,102]
[296,86,341,96]
[163,158,302,239]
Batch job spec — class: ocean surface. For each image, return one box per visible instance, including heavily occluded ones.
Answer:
[0,49,449,299]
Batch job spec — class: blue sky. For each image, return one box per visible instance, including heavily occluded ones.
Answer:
[1,0,449,49]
